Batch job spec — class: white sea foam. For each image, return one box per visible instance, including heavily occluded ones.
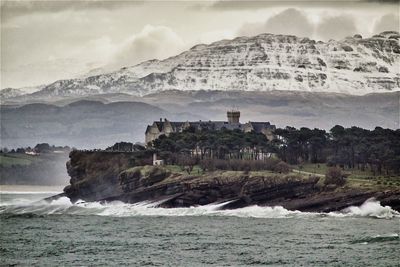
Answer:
[330,198,400,219]
[0,195,398,219]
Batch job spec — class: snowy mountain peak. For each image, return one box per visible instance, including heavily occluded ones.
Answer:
[6,31,400,100]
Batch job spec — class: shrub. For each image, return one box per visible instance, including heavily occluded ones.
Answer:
[325,167,346,186]
[274,161,291,174]
[199,158,282,172]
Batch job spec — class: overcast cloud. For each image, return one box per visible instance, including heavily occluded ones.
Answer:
[316,15,358,40]
[110,25,187,69]
[238,8,314,37]
[374,13,400,33]
[1,0,399,89]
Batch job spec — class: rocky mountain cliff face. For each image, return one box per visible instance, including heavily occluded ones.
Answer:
[8,31,400,100]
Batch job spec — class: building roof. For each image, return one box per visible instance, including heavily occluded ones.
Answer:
[154,121,163,131]
[145,125,152,134]
[146,120,275,134]
[247,122,275,132]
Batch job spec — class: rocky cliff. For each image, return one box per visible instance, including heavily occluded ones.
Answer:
[63,151,400,212]
[8,31,400,100]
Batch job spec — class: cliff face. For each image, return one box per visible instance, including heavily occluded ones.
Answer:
[64,151,400,211]
[63,151,321,207]
[115,166,321,208]
[64,150,150,202]
[13,31,400,100]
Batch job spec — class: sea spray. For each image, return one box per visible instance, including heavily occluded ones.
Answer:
[331,198,400,219]
[1,194,399,219]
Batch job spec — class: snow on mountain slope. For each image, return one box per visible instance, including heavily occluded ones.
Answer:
[10,31,400,99]
[0,88,26,99]
[0,85,44,100]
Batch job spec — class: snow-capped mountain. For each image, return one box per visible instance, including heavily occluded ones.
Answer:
[0,88,26,99]
[8,31,400,99]
[0,85,45,100]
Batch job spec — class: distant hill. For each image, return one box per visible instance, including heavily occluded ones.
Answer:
[1,90,398,149]
[0,152,70,185]
[0,100,173,148]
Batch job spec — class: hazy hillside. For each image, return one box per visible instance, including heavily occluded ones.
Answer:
[1,90,398,149]
[0,101,174,148]
[0,152,70,185]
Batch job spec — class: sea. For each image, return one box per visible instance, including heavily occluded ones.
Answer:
[0,186,399,266]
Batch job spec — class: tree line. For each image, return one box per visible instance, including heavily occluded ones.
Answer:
[151,125,400,175]
[153,128,273,160]
[1,143,72,154]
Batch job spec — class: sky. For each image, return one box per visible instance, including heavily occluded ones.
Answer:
[1,0,399,89]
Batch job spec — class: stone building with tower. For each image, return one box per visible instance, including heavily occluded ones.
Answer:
[145,110,276,145]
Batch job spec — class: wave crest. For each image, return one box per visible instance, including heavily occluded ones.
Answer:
[331,198,400,219]
[0,195,398,219]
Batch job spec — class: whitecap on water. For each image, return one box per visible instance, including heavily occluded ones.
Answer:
[329,198,400,219]
[350,233,399,244]
[1,195,399,219]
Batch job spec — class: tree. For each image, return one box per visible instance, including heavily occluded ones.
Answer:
[16,148,26,153]
[34,143,51,153]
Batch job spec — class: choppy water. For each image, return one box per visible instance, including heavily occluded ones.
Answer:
[0,192,399,266]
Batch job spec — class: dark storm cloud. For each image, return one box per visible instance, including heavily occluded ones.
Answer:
[316,15,358,40]
[238,8,313,37]
[209,0,397,10]
[1,0,144,21]
[237,8,367,41]
[373,13,400,33]
[363,0,400,3]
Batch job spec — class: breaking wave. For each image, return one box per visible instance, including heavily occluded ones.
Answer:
[0,195,398,219]
[329,198,400,219]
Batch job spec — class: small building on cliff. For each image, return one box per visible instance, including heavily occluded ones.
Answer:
[145,110,276,145]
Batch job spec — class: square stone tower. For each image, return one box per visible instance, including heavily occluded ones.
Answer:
[227,110,240,124]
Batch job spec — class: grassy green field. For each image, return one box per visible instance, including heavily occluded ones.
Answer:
[0,153,41,167]
[164,165,204,175]
[164,164,308,181]
[293,163,400,188]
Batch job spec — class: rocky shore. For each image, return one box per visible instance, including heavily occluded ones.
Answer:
[62,151,400,212]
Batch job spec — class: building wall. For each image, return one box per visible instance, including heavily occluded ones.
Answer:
[163,121,174,135]
[262,128,275,141]
[243,123,254,133]
[145,125,161,144]
[145,120,276,145]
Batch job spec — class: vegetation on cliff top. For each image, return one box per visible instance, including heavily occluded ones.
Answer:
[151,125,400,178]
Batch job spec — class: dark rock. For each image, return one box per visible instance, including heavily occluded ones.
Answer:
[63,151,400,212]
[342,45,353,52]
[378,66,389,73]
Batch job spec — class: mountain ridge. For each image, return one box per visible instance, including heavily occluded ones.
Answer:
[2,31,400,101]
